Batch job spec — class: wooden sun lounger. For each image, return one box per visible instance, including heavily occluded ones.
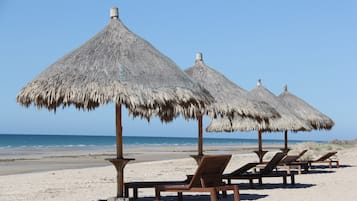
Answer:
[308,151,340,168]
[223,152,295,187]
[277,153,309,174]
[155,154,240,201]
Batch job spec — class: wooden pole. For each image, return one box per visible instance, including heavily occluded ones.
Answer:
[254,129,268,163]
[115,104,124,197]
[116,104,123,158]
[258,130,262,152]
[284,130,288,151]
[198,115,203,156]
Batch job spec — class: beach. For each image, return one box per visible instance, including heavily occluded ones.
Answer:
[0,141,356,201]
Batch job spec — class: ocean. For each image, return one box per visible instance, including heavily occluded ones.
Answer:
[0,134,307,148]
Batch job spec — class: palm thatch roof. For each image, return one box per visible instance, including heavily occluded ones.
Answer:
[206,80,313,132]
[184,53,279,120]
[16,8,213,122]
[278,85,334,129]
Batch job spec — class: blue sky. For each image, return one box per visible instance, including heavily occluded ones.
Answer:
[0,1,356,141]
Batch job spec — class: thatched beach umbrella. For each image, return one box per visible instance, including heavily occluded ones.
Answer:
[184,53,279,163]
[207,80,312,162]
[16,8,213,198]
[278,85,334,152]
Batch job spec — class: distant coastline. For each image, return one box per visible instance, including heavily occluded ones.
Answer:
[0,134,317,149]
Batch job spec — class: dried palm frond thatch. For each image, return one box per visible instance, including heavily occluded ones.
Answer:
[207,80,312,132]
[279,85,334,130]
[16,8,213,122]
[185,53,279,120]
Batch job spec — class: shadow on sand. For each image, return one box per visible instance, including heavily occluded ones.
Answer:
[237,182,315,190]
[130,193,268,201]
[122,183,314,201]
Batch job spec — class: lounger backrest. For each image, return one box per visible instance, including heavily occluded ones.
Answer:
[261,152,286,175]
[188,154,231,188]
[280,155,299,164]
[229,162,259,176]
[315,152,337,162]
[296,149,308,160]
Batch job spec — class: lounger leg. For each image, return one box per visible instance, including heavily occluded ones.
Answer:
[222,190,227,198]
[124,186,129,198]
[336,161,340,168]
[249,179,254,188]
[303,163,309,173]
[209,188,218,201]
[155,189,161,201]
[283,176,287,185]
[178,192,183,201]
[233,185,240,201]
[291,174,295,185]
[258,178,263,185]
[133,187,138,199]
[329,161,332,168]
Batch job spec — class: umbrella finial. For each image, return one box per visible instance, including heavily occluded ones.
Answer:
[110,7,119,19]
[196,52,203,62]
[257,79,262,87]
[284,84,288,92]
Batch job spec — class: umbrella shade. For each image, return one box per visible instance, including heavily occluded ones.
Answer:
[184,53,279,163]
[207,80,312,132]
[16,8,214,198]
[17,9,213,122]
[248,80,312,132]
[278,85,334,130]
[185,53,279,119]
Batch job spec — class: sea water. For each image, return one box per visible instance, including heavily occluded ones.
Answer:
[0,134,307,148]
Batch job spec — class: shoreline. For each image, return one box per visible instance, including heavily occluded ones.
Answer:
[0,140,352,176]
[0,144,284,176]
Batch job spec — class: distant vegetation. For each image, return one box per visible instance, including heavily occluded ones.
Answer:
[329,139,357,146]
[289,139,357,160]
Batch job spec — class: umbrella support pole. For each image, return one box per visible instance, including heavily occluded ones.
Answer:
[255,130,268,163]
[280,130,291,154]
[190,115,204,165]
[253,150,268,163]
[190,154,204,165]
[106,158,135,199]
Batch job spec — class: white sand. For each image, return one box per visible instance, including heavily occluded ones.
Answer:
[0,143,356,201]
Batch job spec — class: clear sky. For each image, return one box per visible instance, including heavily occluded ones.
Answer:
[0,0,356,141]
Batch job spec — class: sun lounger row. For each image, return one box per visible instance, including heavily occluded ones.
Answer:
[124,151,340,200]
